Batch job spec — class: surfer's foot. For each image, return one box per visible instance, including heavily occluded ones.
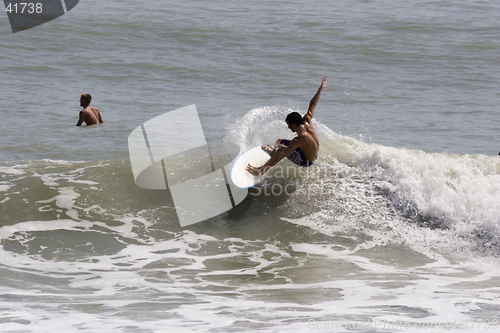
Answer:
[261,145,274,156]
[246,164,261,176]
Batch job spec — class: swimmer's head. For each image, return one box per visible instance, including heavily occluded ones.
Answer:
[80,93,92,105]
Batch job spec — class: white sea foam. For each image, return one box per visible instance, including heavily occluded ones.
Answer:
[0,166,27,175]
[0,184,12,191]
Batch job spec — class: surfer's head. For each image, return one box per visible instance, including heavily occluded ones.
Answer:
[285,112,304,126]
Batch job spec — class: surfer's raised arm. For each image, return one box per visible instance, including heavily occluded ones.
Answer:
[303,75,327,124]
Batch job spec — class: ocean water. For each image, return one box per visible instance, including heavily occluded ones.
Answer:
[1,0,500,332]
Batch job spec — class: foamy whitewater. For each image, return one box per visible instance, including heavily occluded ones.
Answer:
[1,0,500,332]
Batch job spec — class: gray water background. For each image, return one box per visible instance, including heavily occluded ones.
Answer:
[1,0,498,162]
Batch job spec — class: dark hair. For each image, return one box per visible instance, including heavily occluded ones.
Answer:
[81,93,92,103]
[285,112,304,126]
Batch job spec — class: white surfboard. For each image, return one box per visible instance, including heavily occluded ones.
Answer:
[230,146,271,188]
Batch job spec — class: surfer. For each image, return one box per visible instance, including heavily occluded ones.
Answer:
[247,75,326,176]
[76,93,103,126]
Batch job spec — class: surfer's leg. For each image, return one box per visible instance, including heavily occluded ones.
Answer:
[261,145,274,155]
[274,142,288,155]
[279,139,314,167]
[275,139,288,151]
[285,149,314,167]
[280,139,291,146]
[275,139,287,149]
[262,139,286,156]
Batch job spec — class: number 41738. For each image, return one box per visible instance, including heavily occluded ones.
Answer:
[5,3,43,14]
